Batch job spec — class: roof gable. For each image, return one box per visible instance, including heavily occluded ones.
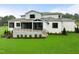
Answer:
[25,10,41,14]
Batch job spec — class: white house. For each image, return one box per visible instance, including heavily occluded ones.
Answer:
[8,10,77,38]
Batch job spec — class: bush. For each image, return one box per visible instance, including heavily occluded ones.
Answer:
[25,35,27,38]
[75,27,79,33]
[29,35,32,38]
[3,30,13,38]
[21,34,23,38]
[35,34,37,38]
[4,30,7,34]
[17,35,19,38]
[39,34,42,38]
[62,28,67,35]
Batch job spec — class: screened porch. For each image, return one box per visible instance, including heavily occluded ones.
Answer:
[21,22,43,30]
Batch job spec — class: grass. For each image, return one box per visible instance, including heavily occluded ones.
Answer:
[0,26,79,54]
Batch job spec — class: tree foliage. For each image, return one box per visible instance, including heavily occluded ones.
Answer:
[62,13,79,20]
[0,15,16,26]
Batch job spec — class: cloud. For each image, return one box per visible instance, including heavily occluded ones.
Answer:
[50,4,79,14]
[0,8,41,18]
[0,8,25,18]
[0,4,79,18]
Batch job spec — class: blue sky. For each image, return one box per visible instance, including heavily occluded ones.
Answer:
[0,4,73,11]
[0,4,78,18]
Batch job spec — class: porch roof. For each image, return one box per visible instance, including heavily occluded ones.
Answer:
[8,17,75,22]
[41,17,75,22]
[8,18,34,22]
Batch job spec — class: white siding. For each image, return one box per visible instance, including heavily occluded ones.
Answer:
[8,21,21,31]
[15,21,21,29]
[8,21,14,31]
[62,22,76,31]
[42,15,59,18]
[25,12,42,19]
[8,28,13,32]
[43,21,63,33]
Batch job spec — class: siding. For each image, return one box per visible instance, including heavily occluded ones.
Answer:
[43,21,63,33]
[62,22,76,31]
[25,12,42,19]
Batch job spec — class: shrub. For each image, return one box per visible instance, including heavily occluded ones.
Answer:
[25,35,27,38]
[29,35,32,38]
[39,34,42,38]
[3,30,13,38]
[75,27,79,33]
[35,34,37,38]
[62,28,67,35]
[4,30,7,34]
[21,34,23,38]
[17,35,19,38]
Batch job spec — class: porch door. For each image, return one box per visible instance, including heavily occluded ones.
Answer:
[21,22,32,29]
[33,22,43,30]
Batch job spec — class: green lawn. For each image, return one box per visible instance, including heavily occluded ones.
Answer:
[0,26,79,54]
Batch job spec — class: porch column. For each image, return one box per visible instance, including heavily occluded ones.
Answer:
[32,21,33,32]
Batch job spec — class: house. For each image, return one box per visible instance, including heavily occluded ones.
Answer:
[8,10,77,38]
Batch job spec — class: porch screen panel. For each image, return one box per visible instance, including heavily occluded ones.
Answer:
[33,22,43,30]
[21,22,32,29]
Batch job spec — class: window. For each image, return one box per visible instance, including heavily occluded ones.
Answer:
[9,22,14,28]
[47,22,49,25]
[52,23,58,28]
[30,14,35,18]
[59,15,61,18]
[16,23,20,27]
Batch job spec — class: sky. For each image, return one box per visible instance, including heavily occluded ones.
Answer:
[0,4,79,18]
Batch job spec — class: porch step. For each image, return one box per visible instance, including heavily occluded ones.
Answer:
[41,29,48,37]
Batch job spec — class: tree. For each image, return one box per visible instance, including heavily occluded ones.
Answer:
[73,13,79,20]
[8,15,16,20]
[2,15,16,26]
[0,16,4,26]
[62,13,73,19]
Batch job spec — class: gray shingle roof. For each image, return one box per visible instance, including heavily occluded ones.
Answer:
[8,17,75,22]
[41,17,75,22]
[8,18,34,22]
[41,12,62,15]
[25,10,62,15]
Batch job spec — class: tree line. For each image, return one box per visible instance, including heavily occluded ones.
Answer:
[62,13,79,20]
[0,15,15,26]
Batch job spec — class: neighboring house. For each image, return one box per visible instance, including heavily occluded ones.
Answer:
[8,10,77,38]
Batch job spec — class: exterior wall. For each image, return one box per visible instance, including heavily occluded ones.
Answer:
[62,21,76,31]
[43,21,63,33]
[8,27,13,32]
[15,21,21,29]
[8,21,14,32]
[25,12,42,19]
[8,21,21,31]
[42,15,60,18]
